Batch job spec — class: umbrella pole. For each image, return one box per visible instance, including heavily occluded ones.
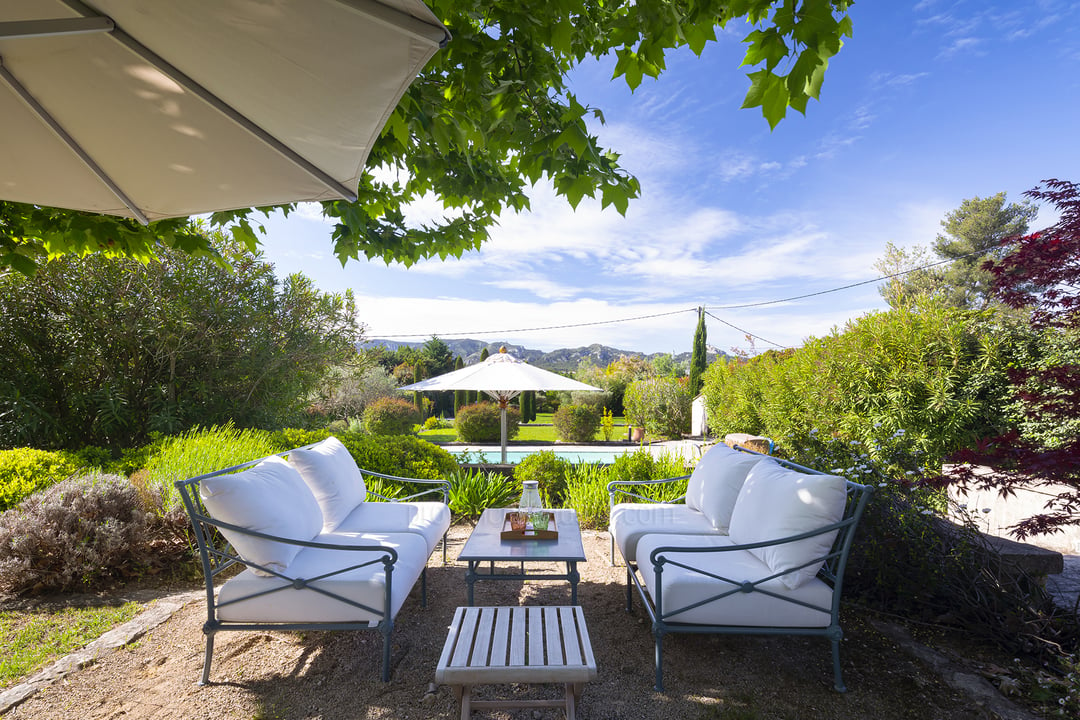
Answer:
[499,401,508,464]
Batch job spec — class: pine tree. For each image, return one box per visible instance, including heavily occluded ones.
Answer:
[689,307,707,396]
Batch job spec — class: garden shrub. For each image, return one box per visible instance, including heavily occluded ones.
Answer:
[563,462,611,528]
[455,402,520,443]
[514,451,572,506]
[141,424,279,514]
[0,473,188,594]
[0,448,80,511]
[608,450,688,502]
[448,468,517,518]
[552,404,600,443]
[362,397,420,436]
[623,377,691,439]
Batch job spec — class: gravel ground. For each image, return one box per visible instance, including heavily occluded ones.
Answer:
[2,525,1032,720]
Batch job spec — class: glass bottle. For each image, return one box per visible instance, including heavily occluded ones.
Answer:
[519,480,542,527]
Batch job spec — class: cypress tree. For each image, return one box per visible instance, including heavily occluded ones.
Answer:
[453,355,465,414]
[689,306,707,397]
[412,365,424,416]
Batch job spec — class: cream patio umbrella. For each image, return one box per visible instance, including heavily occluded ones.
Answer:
[0,0,449,223]
[403,348,602,463]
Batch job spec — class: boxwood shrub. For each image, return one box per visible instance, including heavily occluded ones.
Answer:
[552,404,600,443]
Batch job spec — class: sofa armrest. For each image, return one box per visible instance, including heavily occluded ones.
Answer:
[607,474,690,508]
[359,469,451,504]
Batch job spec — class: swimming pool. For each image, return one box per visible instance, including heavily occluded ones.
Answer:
[449,445,692,465]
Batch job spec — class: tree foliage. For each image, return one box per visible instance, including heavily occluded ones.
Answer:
[939,179,1080,536]
[702,302,1016,466]
[1,1,854,274]
[689,306,708,396]
[0,242,361,449]
[876,192,1037,310]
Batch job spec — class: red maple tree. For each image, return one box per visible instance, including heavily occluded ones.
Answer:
[941,179,1080,537]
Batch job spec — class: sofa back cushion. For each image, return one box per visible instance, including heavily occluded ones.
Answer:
[696,449,768,532]
[685,443,734,511]
[728,461,847,589]
[288,436,367,531]
[199,455,323,575]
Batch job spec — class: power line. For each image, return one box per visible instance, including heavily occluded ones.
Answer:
[372,246,990,342]
[703,310,787,349]
[373,307,698,339]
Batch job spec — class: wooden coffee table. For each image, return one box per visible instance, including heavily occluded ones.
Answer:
[458,508,586,605]
[435,605,597,720]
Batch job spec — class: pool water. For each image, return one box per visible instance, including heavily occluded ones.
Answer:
[451,448,630,465]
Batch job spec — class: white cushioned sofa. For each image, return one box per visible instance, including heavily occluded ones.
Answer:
[176,436,451,684]
[607,443,872,692]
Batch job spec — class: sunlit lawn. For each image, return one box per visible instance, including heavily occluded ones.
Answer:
[0,602,141,689]
[418,414,627,444]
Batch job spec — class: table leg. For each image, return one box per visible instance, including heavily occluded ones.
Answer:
[568,561,580,605]
[460,684,471,720]
[465,561,477,606]
[564,683,577,720]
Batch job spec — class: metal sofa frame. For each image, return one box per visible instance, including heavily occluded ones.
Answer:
[175,445,450,684]
[609,447,872,692]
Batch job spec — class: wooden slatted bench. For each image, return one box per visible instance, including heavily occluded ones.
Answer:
[435,605,597,720]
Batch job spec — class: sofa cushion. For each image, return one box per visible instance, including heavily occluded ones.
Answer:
[635,533,833,627]
[200,455,322,575]
[728,462,847,590]
[216,530,428,623]
[333,500,451,556]
[697,451,768,532]
[288,436,367,531]
[609,503,719,564]
[685,442,735,511]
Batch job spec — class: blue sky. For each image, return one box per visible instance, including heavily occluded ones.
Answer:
[256,1,1080,357]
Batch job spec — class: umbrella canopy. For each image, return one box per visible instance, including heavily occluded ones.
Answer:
[0,0,449,223]
[404,349,601,463]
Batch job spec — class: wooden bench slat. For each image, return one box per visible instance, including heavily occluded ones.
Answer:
[559,606,583,666]
[451,606,481,668]
[544,607,564,666]
[490,607,510,667]
[527,607,545,666]
[509,607,526,666]
[471,607,495,667]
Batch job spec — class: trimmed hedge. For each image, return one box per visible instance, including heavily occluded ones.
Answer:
[552,404,600,443]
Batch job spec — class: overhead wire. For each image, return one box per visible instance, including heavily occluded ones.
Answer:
[372,246,993,344]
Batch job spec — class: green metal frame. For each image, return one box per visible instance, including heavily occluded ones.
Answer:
[614,448,873,692]
[175,443,451,685]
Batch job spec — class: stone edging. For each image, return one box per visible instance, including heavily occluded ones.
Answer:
[0,590,201,715]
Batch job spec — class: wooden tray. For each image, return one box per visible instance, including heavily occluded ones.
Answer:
[500,511,558,540]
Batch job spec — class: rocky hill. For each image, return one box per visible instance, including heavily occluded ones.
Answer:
[364,338,723,372]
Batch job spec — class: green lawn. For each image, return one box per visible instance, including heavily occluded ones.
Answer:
[418,414,627,444]
[0,602,141,689]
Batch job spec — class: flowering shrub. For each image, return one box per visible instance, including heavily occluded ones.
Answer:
[0,473,186,594]
[552,404,600,443]
[363,396,420,436]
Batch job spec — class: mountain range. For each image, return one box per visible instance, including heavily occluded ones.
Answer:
[363,338,724,373]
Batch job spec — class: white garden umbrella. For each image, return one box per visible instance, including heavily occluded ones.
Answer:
[0,0,449,223]
[403,348,601,463]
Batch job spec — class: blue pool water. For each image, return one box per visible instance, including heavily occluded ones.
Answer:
[450,448,631,465]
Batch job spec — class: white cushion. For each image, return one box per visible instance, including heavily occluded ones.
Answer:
[697,451,768,532]
[199,455,323,575]
[609,503,719,564]
[684,443,737,511]
[288,436,367,531]
[334,500,451,556]
[728,462,847,590]
[216,530,428,623]
[636,533,833,627]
